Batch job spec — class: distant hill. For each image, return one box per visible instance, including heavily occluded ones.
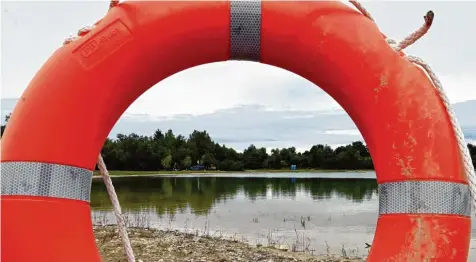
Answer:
[2,98,475,146]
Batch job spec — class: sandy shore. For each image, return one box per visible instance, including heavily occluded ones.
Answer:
[95,226,364,262]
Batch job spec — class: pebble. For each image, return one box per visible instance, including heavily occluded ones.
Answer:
[94,226,364,262]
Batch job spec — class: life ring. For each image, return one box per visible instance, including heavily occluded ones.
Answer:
[0,1,471,261]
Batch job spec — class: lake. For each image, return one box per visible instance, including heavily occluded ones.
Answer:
[90,172,476,260]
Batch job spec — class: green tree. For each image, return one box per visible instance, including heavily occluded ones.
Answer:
[161,154,173,170]
[201,153,216,168]
[268,149,282,169]
[3,115,471,172]
[182,156,192,169]
[243,145,268,169]
[94,128,473,172]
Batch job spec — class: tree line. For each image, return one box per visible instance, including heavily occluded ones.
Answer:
[1,114,475,171]
[99,129,375,171]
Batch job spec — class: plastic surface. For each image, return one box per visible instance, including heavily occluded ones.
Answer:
[1,1,470,261]
[1,196,100,262]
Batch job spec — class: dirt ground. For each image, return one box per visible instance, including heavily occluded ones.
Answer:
[95,226,364,262]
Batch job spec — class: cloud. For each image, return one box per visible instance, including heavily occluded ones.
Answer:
[115,100,476,151]
[5,98,473,151]
[115,101,476,150]
[124,62,340,117]
[114,105,361,152]
[438,74,476,104]
[79,61,476,119]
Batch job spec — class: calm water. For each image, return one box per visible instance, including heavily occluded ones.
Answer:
[91,172,476,259]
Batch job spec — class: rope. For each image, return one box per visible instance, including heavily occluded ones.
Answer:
[406,55,476,208]
[349,0,375,22]
[394,11,434,52]
[63,0,119,45]
[109,0,120,10]
[97,154,136,262]
[78,25,96,37]
[350,1,476,209]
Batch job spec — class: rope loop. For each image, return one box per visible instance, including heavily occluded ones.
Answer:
[350,0,476,213]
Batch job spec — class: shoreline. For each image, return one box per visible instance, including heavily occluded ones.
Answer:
[95,225,364,262]
[92,169,373,179]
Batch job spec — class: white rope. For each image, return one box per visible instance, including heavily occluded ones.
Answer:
[350,1,476,209]
[62,0,119,45]
[78,25,96,36]
[405,55,476,208]
[109,0,120,9]
[97,154,136,262]
[349,0,375,22]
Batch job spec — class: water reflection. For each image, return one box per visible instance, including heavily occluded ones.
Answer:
[91,176,378,215]
[91,175,476,259]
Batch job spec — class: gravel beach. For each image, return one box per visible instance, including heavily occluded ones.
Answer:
[95,226,365,262]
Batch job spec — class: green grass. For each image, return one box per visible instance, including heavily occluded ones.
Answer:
[93,169,372,177]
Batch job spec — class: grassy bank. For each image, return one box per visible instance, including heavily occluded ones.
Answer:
[93,169,372,177]
[95,226,364,262]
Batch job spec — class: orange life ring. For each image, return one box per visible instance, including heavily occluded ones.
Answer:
[0,1,471,261]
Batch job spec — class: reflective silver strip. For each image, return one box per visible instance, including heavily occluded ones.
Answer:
[230,0,261,61]
[1,161,92,202]
[379,181,471,216]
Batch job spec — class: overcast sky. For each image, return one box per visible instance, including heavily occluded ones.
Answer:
[1,1,475,151]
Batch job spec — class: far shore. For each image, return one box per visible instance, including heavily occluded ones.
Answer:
[92,169,373,179]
